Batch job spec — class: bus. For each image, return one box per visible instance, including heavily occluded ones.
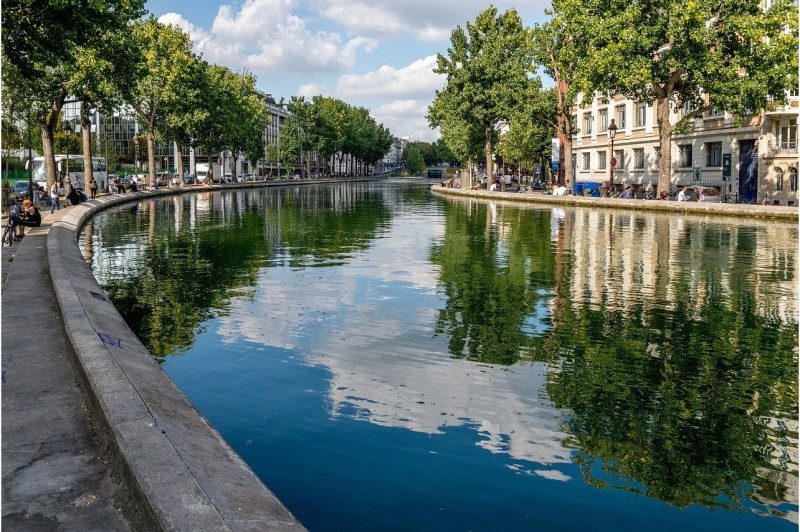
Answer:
[29,155,109,191]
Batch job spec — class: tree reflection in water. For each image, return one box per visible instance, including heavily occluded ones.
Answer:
[84,183,391,358]
[431,198,797,516]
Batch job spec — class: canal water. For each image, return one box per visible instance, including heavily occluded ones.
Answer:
[81,181,798,530]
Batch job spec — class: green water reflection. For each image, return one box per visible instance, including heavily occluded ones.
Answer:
[85,184,390,357]
[431,199,797,516]
[83,184,798,524]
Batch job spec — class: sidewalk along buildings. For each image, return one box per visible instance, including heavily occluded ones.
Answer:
[570,90,799,205]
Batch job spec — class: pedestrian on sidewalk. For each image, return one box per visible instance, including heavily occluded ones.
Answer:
[88,177,98,199]
[50,181,61,213]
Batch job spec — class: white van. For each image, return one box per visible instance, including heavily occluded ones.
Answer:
[196,163,209,183]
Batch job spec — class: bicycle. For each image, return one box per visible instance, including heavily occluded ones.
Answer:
[2,203,21,246]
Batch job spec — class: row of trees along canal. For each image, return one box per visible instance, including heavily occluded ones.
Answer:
[429,4,798,196]
[2,4,393,192]
[273,97,392,179]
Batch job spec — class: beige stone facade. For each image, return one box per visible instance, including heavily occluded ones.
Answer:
[571,93,799,205]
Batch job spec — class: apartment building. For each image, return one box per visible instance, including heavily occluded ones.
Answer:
[571,92,799,205]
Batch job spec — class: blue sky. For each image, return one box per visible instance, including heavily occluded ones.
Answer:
[145,0,551,141]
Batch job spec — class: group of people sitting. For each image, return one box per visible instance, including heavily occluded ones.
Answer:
[441,177,462,189]
[9,198,42,239]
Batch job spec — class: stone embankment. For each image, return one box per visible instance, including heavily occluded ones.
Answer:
[5,178,381,531]
[431,185,799,221]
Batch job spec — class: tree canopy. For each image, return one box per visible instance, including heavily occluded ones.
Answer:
[429,7,536,187]
[552,0,799,194]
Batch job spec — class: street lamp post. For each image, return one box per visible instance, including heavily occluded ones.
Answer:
[61,120,72,195]
[608,118,618,188]
[27,107,33,202]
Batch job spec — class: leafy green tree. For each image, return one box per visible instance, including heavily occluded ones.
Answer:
[125,18,197,188]
[161,54,209,186]
[532,15,591,187]
[219,69,271,182]
[405,145,425,175]
[555,0,799,195]
[497,84,557,176]
[281,97,315,178]
[67,29,140,189]
[429,7,534,188]
[2,0,144,189]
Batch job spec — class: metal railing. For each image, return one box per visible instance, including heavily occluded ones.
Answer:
[767,140,798,156]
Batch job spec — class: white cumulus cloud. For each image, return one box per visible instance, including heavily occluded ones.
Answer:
[158,0,377,75]
[316,0,549,41]
[294,55,444,141]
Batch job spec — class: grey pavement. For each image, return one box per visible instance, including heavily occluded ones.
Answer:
[2,207,135,530]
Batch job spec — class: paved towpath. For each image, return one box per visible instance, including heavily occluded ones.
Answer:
[1,207,135,530]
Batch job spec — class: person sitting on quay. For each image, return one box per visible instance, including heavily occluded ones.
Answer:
[16,198,41,238]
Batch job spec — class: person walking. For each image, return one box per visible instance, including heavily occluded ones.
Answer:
[50,181,61,213]
[88,177,98,199]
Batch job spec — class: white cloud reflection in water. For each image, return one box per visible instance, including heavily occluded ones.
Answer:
[215,203,571,468]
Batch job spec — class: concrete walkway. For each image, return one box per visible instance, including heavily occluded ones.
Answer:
[1,208,135,530]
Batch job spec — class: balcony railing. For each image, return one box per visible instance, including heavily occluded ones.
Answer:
[767,140,798,156]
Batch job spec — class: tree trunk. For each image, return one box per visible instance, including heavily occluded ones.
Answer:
[557,77,573,188]
[232,150,238,183]
[80,101,93,191]
[177,142,185,187]
[485,126,494,190]
[656,96,672,197]
[40,91,66,192]
[305,153,311,179]
[40,113,56,192]
[207,154,214,184]
[146,127,156,188]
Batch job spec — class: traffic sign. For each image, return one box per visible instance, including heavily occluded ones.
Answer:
[610,157,617,168]
[535,163,542,174]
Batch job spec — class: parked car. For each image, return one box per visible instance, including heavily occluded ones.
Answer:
[171,173,196,186]
[240,173,255,181]
[10,181,31,202]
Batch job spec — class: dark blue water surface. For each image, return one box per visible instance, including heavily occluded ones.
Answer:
[81,181,798,530]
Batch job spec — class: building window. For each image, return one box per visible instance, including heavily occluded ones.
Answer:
[791,167,798,192]
[583,113,593,135]
[679,145,693,167]
[582,152,591,170]
[779,122,798,150]
[615,105,626,129]
[633,148,645,169]
[598,151,607,170]
[613,149,624,169]
[599,109,608,132]
[635,102,646,127]
[683,100,697,117]
[776,167,784,191]
[709,105,724,116]
[706,142,722,167]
